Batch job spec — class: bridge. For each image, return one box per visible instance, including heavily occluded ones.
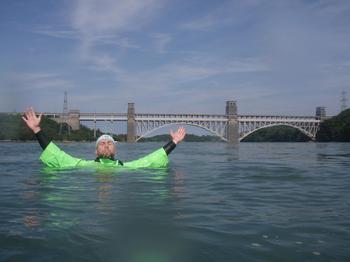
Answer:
[42,101,324,143]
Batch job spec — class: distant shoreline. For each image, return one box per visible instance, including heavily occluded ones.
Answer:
[0,139,92,143]
[0,140,218,143]
[1,139,347,143]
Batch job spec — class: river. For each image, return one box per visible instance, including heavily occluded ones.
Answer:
[0,141,349,261]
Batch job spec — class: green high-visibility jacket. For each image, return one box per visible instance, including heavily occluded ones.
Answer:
[40,142,169,169]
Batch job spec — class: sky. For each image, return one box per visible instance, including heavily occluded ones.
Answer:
[1,0,350,120]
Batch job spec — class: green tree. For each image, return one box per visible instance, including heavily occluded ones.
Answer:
[0,113,103,141]
[316,109,350,142]
[242,125,310,142]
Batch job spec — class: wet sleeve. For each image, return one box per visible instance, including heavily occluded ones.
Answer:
[35,130,51,150]
[40,142,90,168]
[124,148,168,168]
[162,140,176,155]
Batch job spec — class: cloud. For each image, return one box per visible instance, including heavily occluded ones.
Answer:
[151,33,172,53]
[68,0,269,93]
[72,0,162,33]
[53,54,270,113]
[5,72,74,92]
[32,25,140,51]
[179,15,229,31]
[84,55,120,74]
[31,27,79,39]
[312,0,350,18]
[104,56,269,97]
[67,0,166,77]
[179,0,263,31]
[71,0,163,49]
[0,72,76,112]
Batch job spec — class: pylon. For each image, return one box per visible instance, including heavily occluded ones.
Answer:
[59,90,71,135]
[341,91,348,112]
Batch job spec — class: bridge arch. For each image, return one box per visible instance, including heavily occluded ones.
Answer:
[136,122,228,142]
[239,123,315,141]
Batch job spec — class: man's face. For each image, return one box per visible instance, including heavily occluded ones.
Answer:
[95,139,116,158]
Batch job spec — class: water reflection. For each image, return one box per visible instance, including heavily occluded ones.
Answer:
[20,176,44,232]
[35,166,173,236]
[225,143,239,161]
[95,174,114,213]
[23,208,40,229]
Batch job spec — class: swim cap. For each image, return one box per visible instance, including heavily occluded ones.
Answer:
[96,134,115,148]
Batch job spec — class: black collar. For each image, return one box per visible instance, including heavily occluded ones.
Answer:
[94,156,124,166]
[95,156,115,162]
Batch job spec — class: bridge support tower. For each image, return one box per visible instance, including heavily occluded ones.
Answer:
[127,103,136,142]
[226,101,239,143]
[54,110,80,131]
[68,110,80,130]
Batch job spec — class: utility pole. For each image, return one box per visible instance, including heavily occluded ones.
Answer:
[93,110,96,139]
[59,90,71,136]
[341,91,348,112]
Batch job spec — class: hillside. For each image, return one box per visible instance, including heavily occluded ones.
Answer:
[241,125,311,142]
[139,134,222,142]
[316,108,350,142]
[0,113,102,141]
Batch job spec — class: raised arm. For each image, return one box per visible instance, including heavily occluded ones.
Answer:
[124,127,186,168]
[22,107,50,149]
[163,127,186,155]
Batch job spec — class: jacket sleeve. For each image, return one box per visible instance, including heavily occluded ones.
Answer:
[123,148,169,168]
[39,142,90,168]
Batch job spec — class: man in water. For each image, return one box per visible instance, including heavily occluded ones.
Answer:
[22,107,186,169]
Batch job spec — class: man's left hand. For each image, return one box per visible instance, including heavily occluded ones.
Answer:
[170,127,186,144]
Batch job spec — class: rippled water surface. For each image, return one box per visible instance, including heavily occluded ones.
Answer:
[0,142,349,261]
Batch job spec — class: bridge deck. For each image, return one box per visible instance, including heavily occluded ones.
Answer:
[42,112,320,123]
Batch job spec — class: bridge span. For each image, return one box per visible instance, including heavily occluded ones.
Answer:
[42,101,324,143]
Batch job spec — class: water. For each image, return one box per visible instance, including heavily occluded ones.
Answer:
[0,141,349,261]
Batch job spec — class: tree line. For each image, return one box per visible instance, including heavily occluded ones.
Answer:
[0,113,101,141]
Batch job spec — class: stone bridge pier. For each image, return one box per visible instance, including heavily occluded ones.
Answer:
[53,110,80,131]
[67,110,80,130]
[127,103,136,142]
[225,101,239,143]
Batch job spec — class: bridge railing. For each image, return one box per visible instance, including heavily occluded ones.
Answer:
[135,113,228,118]
[239,115,321,123]
[135,113,228,122]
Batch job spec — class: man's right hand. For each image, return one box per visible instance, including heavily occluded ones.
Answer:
[22,107,43,134]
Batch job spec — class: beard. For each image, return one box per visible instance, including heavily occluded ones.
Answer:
[97,149,115,159]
